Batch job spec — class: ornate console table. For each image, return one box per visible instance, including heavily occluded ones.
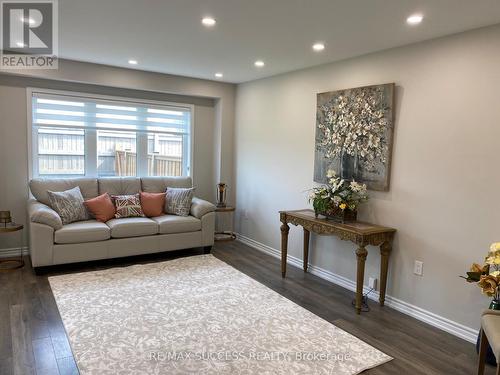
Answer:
[279,209,396,314]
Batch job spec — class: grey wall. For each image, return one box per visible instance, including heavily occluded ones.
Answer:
[0,59,235,249]
[234,24,500,331]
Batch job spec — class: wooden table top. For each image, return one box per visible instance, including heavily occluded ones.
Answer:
[0,223,23,233]
[215,206,235,212]
[280,209,396,236]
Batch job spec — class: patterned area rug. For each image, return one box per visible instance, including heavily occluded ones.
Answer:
[49,255,391,374]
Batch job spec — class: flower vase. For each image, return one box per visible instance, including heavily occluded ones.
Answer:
[489,299,500,310]
[475,299,500,365]
[340,150,359,181]
[315,206,357,223]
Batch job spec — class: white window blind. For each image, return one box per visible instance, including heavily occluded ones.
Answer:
[30,91,192,178]
[32,92,191,136]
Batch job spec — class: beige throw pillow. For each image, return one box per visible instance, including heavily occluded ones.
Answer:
[165,187,194,216]
[47,186,90,225]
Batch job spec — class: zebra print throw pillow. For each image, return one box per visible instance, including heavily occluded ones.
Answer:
[165,187,194,216]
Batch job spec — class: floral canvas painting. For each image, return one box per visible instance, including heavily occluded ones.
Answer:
[314,83,395,191]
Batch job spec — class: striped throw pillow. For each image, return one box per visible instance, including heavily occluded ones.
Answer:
[165,188,194,216]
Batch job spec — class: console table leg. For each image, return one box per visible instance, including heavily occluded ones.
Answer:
[280,223,289,278]
[355,246,368,314]
[303,228,310,272]
[379,241,392,306]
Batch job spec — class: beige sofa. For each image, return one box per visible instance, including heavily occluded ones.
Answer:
[28,176,215,269]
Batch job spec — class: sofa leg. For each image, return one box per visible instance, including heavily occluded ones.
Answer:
[33,267,45,275]
[478,329,488,375]
[203,246,212,254]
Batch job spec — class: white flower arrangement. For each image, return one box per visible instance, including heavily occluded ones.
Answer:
[308,170,368,217]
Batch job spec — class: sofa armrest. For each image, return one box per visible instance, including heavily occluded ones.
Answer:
[190,197,216,219]
[28,221,55,267]
[28,198,63,230]
[201,212,215,246]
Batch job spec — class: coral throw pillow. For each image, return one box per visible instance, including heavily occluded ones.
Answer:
[83,193,116,222]
[140,191,165,217]
[113,194,145,218]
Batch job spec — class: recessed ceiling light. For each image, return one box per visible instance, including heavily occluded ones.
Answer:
[406,14,423,25]
[215,72,223,78]
[20,17,35,25]
[128,59,138,65]
[16,41,24,47]
[254,60,265,68]
[312,43,325,52]
[201,17,216,27]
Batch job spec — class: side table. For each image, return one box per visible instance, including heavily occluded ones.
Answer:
[0,223,24,271]
[215,206,236,241]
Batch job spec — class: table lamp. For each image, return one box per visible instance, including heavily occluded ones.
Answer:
[216,183,227,208]
[0,211,11,227]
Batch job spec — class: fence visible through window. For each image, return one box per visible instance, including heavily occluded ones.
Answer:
[31,91,191,178]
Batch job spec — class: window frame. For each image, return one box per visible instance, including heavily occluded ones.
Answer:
[27,87,195,179]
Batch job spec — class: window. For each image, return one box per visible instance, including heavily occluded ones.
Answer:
[29,90,192,178]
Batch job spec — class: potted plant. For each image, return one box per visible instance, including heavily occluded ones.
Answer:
[461,242,500,365]
[308,169,368,223]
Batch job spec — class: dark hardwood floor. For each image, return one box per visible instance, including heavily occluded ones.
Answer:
[0,241,492,374]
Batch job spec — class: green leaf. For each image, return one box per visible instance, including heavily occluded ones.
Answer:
[466,272,481,282]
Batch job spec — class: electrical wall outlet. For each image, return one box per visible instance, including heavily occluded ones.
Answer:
[368,277,378,290]
[243,209,249,220]
[414,260,424,276]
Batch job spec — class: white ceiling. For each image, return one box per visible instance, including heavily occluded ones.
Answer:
[59,0,500,83]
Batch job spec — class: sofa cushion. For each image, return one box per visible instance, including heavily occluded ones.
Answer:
[106,217,158,238]
[54,220,110,244]
[141,177,192,193]
[99,177,141,196]
[153,215,201,234]
[30,178,98,206]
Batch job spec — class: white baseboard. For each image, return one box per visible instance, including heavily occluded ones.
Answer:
[0,247,29,258]
[237,234,478,344]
